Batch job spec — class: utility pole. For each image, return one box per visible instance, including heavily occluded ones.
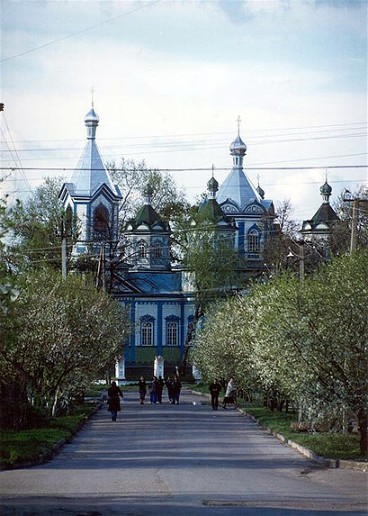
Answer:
[61,218,67,280]
[298,239,305,283]
[287,237,305,283]
[350,199,359,254]
[95,244,106,290]
[343,189,368,255]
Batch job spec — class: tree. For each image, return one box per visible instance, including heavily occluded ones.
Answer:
[263,199,298,275]
[107,158,189,227]
[332,186,368,253]
[5,177,78,272]
[177,205,248,374]
[0,269,130,422]
[192,252,368,453]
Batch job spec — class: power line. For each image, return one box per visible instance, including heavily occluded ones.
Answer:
[2,120,366,145]
[1,165,367,173]
[1,0,161,64]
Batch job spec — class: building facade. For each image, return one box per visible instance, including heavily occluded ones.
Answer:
[59,106,276,378]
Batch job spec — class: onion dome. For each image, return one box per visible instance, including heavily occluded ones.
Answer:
[84,107,99,140]
[85,108,99,124]
[320,180,332,203]
[229,134,247,155]
[143,183,154,203]
[256,183,265,200]
[207,176,219,198]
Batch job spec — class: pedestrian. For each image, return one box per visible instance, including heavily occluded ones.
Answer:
[138,376,147,404]
[107,381,123,421]
[150,376,159,404]
[209,378,222,410]
[172,377,182,405]
[166,376,174,403]
[157,376,165,403]
[222,376,237,409]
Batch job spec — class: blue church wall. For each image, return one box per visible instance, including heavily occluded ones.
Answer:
[118,296,194,365]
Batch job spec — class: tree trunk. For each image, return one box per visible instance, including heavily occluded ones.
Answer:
[51,386,60,418]
[357,407,368,454]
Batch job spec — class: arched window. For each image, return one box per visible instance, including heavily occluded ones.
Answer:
[248,229,260,253]
[152,241,162,260]
[138,240,147,258]
[94,204,109,234]
[166,317,179,347]
[141,316,154,346]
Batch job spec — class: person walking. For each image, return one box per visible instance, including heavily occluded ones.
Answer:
[107,381,123,421]
[149,376,159,404]
[172,377,182,405]
[138,376,147,404]
[166,376,174,403]
[209,378,222,410]
[157,376,164,403]
[222,376,237,409]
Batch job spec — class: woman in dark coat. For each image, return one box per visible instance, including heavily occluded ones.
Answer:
[107,381,123,421]
[138,376,147,404]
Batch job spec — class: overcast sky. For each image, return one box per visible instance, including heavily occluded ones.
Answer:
[1,0,367,222]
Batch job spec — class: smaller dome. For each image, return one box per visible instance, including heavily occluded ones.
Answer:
[144,184,154,198]
[320,180,332,196]
[229,135,247,154]
[207,176,219,193]
[256,184,265,199]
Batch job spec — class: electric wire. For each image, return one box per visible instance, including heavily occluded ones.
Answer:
[1,0,161,64]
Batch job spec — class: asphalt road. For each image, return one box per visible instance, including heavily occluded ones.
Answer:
[0,388,367,516]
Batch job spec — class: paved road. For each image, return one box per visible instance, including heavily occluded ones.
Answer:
[0,388,367,515]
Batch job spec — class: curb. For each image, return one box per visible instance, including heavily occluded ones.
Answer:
[240,409,368,472]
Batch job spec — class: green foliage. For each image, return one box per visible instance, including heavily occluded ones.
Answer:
[5,177,79,272]
[0,405,94,468]
[107,158,189,227]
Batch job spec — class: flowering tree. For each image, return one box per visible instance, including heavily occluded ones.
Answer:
[192,251,368,453]
[1,269,129,421]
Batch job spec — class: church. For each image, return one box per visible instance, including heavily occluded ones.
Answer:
[59,106,276,379]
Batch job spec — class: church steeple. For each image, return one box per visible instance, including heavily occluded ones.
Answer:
[229,115,247,169]
[65,105,121,197]
[217,117,260,209]
[58,103,122,251]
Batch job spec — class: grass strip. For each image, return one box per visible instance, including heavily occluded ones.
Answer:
[0,404,97,469]
[243,405,363,461]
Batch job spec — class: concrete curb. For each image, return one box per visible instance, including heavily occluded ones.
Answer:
[240,409,368,472]
[191,393,367,471]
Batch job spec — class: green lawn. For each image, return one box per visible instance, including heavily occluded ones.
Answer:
[0,403,98,469]
[242,405,364,461]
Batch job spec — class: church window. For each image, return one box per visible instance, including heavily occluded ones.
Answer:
[248,229,260,253]
[152,241,162,259]
[138,240,147,258]
[94,204,109,234]
[141,317,154,346]
[166,319,179,347]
